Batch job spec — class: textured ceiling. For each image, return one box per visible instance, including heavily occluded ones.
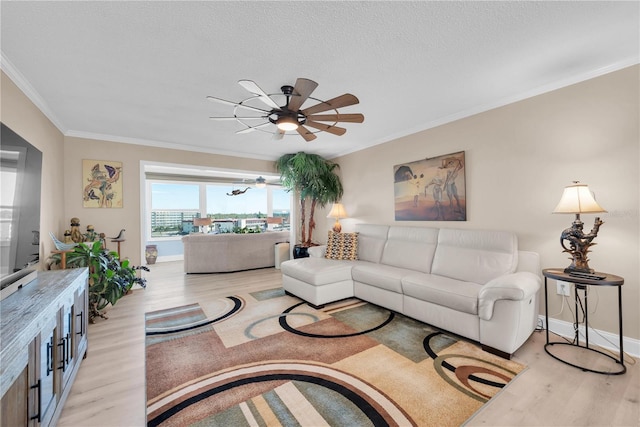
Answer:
[1,1,638,161]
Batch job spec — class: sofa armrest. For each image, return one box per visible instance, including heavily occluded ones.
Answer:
[478,272,541,320]
[308,245,326,258]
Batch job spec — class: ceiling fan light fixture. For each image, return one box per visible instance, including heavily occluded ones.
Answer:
[255,176,266,188]
[209,78,363,140]
[276,116,299,131]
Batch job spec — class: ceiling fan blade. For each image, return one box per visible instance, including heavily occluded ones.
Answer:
[238,80,281,109]
[287,78,318,112]
[306,113,364,123]
[209,116,267,120]
[272,129,285,140]
[207,96,270,114]
[305,120,347,136]
[301,94,360,115]
[236,122,272,134]
[296,126,317,142]
[236,127,256,134]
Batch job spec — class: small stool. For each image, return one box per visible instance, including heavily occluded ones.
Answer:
[111,239,125,258]
[51,249,74,269]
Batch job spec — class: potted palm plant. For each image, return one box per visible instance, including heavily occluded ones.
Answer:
[275,152,344,257]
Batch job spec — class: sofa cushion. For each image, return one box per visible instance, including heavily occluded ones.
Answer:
[402,273,482,315]
[351,263,409,293]
[325,231,358,260]
[380,226,439,273]
[354,224,389,263]
[280,257,355,286]
[431,228,518,284]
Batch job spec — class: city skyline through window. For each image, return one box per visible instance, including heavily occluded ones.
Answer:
[148,181,291,238]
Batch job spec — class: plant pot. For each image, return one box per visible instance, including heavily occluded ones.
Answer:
[145,244,158,264]
[293,245,309,259]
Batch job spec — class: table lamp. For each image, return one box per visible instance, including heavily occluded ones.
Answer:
[327,203,348,233]
[552,181,606,273]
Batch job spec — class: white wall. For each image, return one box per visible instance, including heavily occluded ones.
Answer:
[333,66,639,339]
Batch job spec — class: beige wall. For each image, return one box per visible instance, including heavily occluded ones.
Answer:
[0,71,66,263]
[62,137,278,266]
[334,65,639,339]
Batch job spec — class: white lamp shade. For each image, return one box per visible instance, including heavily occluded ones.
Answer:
[327,203,348,219]
[553,182,607,214]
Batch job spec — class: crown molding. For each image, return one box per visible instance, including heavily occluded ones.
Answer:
[0,51,68,133]
[64,129,277,161]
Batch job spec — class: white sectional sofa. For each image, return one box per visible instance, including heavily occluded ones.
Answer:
[280,224,541,358]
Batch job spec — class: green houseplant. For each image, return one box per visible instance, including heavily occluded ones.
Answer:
[50,241,148,322]
[275,152,344,251]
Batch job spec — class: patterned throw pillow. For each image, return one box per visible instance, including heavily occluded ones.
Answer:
[325,231,359,260]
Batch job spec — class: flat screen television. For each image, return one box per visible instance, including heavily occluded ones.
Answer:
[1,123,42,295]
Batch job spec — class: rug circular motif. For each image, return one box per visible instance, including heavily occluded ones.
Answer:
[146,296,244,336]
[424,332,519,402]
[278,301,395,338]
[147,362,413,427]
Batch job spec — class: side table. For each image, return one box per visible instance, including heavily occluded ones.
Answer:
[51,249,74,269]
[111,238,125,258]
[542,268,625,375]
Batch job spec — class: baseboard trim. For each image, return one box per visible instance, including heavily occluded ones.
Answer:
[539,315,639,358]
[155,255,183,263]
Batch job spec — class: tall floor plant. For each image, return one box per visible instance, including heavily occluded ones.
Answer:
[275,152,343,247]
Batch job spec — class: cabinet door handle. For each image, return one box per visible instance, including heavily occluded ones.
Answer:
[29,379,41,422]
[76,311,84,336]
[57,338,66,372]
[46,338,53,375]
[65,333,71,364]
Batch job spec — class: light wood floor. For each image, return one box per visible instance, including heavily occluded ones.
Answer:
[57,261,639,427]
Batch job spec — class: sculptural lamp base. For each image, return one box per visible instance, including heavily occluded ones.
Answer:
[332,220,342,233]
[560,215,603,274]
[564,264,595,274]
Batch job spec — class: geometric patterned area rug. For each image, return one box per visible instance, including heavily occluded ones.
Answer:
[145,289,526,427]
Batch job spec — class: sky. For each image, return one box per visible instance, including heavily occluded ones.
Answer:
[151,182,291,213]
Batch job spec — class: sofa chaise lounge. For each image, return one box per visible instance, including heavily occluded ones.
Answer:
[280,224,541,358]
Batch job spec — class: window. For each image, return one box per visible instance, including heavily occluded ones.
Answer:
[150,183,200,237]
[148,180,290,239]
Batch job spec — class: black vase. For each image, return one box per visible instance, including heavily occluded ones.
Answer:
[293,245,309,259]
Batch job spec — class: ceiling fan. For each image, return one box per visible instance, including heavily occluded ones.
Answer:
[208,78,364,142]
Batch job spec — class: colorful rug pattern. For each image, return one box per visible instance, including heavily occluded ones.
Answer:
[146,289,525,426]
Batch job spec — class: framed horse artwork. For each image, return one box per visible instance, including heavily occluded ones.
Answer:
[393,151,466,221]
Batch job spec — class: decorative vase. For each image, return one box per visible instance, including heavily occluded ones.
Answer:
[145,244,158,264]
